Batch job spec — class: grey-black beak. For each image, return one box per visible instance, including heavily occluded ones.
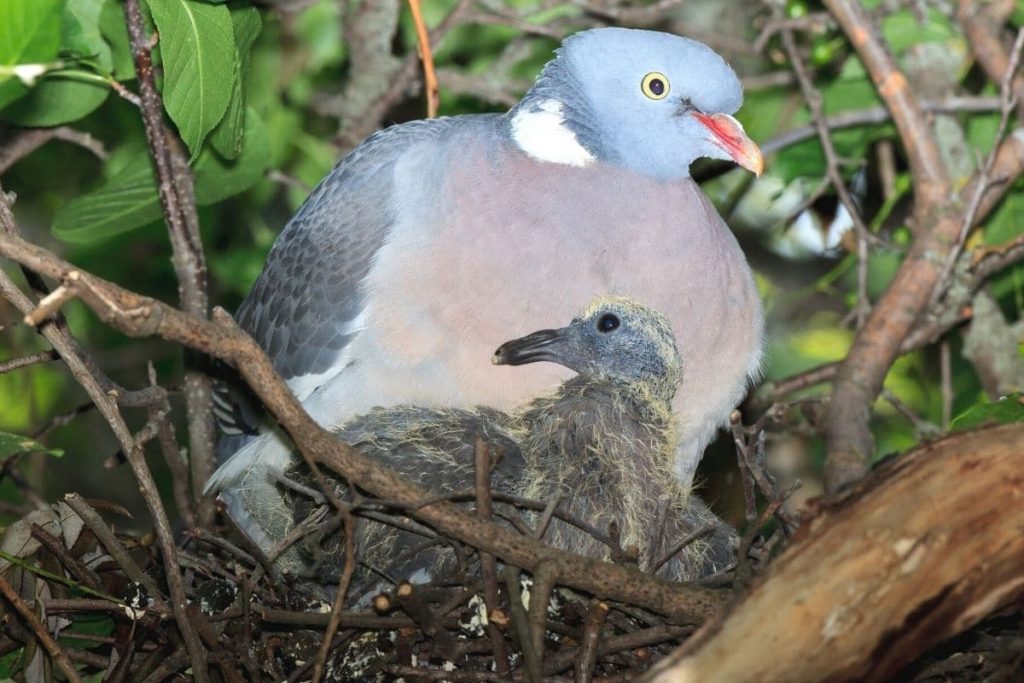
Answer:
[492,328,565,366]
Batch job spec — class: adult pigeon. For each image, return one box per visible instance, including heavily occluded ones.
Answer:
[208,27,764,501]
[233,297,737,596]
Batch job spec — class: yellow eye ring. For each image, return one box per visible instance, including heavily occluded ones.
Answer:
[641,72,670,100]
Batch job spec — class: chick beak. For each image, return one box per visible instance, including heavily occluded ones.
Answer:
[492,328,566,366]
[692,111,764,176]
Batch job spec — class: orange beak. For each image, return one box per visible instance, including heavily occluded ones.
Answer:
[693,112,764,176]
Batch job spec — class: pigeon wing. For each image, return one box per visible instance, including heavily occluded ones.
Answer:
[213,118,462,437]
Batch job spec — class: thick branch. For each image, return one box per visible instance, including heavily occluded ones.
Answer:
[644,423,1024,683]
[0,231,727,624]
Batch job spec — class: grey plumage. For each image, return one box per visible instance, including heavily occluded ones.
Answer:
[207,26,765,501]
[498,296,735,580]
[212,119,463,437]
[231,297,736,598]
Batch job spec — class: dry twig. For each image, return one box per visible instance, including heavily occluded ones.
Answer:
[407,0,440,118]
[0,573,84,683]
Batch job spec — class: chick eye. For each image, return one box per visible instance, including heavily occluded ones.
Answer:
[597,313,620,333]
[641,72,669,100]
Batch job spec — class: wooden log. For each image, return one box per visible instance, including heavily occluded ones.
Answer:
[644,423,1024,683]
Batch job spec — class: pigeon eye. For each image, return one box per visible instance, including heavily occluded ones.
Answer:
[641,72,669,100]
[597,313,620,333]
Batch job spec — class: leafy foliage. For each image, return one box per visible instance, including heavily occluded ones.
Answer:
[952,394,1024,431]
[0,431,62,459]
[0,0,63,110]
[149,0,235,157]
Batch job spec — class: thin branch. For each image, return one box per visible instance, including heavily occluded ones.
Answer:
[931,28,1024,309]
[63,494,162,600]
[0,187,210,683]
[473,438,512,676]
[779,22,871,327]
[29,523,104,593]
[761,96,1003,156]
[754,12,834,53]
[0,127,108,176]
[0,350,57,375]
[311,511,357,683]
[123,0,215,526]
[819,0,1024,492]
[573,0,687,24]
[406,0,440,118]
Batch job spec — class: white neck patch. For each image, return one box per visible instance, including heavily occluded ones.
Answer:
[510,99,596,168]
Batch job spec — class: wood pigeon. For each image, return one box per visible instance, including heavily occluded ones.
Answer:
[208,27,764,505]
[230,297,737,595]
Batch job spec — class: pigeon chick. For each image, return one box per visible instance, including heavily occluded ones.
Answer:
[232,297,736,596]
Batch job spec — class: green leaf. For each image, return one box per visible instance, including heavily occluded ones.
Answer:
[0,648,22,678]
[52,153,163,243]
[0,431,63,459]
[982,184,1024,246]
[148,0,236,156]
[0,0,63,109]
[881,9,956,54]
[210,5,262,159]
[195,107,271,204]
[99,0,134,79]
[65,0,113,71]
[53,108,270,244]
[0,0,114,125]
[0,74,109,125]
[951,394,1024,431]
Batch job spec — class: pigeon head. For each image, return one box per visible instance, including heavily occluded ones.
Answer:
[492,296,682,401]
[508,27,762,180]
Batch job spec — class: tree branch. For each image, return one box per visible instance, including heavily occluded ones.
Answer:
[644,423,1024,683]
[823,0,950,206]
[819,0,1024,492]
[0,127,108,176]
[958,0,1024,118]
[123,0,216,526]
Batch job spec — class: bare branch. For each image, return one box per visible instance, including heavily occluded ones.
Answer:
[0,127,108,176]
[820,0,1024,492]
[123,0,216,526]
[0,188,211,683]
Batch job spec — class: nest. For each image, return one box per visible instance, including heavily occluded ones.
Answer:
[1,482,1020,682]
